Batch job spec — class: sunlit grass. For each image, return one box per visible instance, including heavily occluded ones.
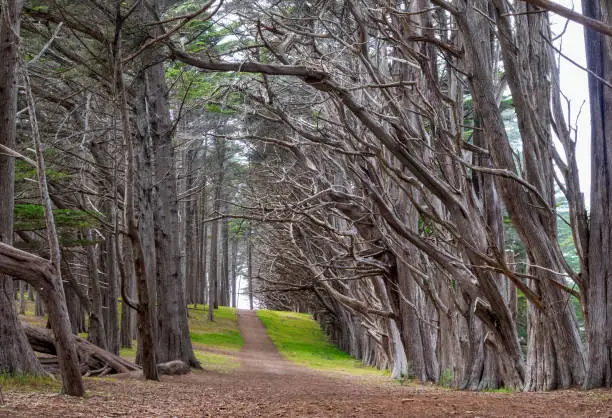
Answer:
[194,351,240,372]
[119,345,137,361]
[257,310,384,376]
[0,373,60,392]
[188,305,243,351]
[483,387,514,393]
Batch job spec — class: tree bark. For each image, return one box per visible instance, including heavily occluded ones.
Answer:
[247,225,254,310]
[114,6,158,380]
[231,235,238,308]
[583,0,612,389]
[220,201,230,306]
[86,230,107,350]
[123,2,198,369]
[0,0,43,376]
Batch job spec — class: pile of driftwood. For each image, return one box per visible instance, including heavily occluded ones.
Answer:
[22,323,191,377]
[22,323,140,377]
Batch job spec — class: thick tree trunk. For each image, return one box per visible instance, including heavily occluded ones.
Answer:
[583,0,612,389]
[456,0,585,389]
[124,4,198,368]
[148,59,198,365]
[0,280,42,374]
[114,12,157,380]
[0,0,43,376]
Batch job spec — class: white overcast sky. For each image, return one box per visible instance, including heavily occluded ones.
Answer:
[552,0,591,202]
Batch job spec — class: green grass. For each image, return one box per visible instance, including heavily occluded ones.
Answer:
[193,351,240,372]
[483,387,514,393]
[188,305,243,351]
[119,346,137,361]
[257,310,383,376]
[0,373,60,392]
[120,305,242,371]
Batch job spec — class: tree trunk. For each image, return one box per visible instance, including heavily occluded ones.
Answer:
[86,230,107,350]
[583,0,612,389]
[0,0,43,376]
[114,10,157,380]
[220,202,230,306]
[208,139,226,319]
[208,217,219,320]
[247,225,254,310]
[104,228,120,355]
[124,4,198,368]
[19,281,26,315]
[118,230,135,349]
[23,46,85,395]
[231,236,238,308]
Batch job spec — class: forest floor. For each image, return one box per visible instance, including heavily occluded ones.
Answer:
[2,309,611,417]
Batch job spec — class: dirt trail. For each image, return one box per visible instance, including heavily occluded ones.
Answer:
[237,310,289,374]
[2,310,611,417]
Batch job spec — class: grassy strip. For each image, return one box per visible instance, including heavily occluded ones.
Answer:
[0,373,60,392]
[187,305,243,351]
[257,310,384,376]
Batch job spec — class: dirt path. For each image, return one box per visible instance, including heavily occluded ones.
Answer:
[2,310,611,417]
[237,310,290,374]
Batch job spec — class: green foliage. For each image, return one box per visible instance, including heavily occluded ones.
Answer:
[418,217,434,236]
[439,368,454,388]
[257,310,383,376]
[229,218,249,236]
[15,160,69,182]
[166,63,242,112]
[27,4,49,13]
[14,204,100,231]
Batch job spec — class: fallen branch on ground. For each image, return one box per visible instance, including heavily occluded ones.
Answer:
[22,322,141,376]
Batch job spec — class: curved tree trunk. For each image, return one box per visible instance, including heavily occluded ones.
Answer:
[453,0,585,389]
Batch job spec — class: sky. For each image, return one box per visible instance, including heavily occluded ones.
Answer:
[552,0,591,202]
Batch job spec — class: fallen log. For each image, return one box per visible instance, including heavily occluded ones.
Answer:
[22,322,141,376]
